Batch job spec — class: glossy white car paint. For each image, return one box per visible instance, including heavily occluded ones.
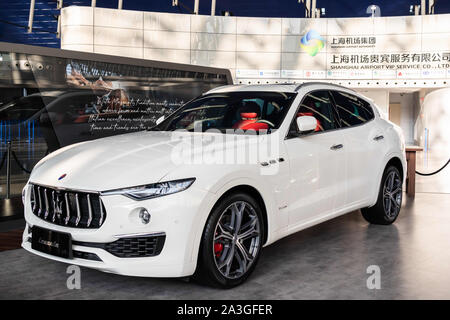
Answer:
[22,83,406,278]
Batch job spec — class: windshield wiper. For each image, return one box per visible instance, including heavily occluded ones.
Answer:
[147,124,162,131]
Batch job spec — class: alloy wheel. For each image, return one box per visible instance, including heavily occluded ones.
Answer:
[383,171,402,218]
[213,201,261,279]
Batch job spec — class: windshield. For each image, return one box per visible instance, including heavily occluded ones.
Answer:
[152,91,296,133]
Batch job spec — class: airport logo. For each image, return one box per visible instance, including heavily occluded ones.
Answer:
[300,30,324,57]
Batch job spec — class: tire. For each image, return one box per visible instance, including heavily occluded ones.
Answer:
[194,192,264,288]
[361,165,403,225]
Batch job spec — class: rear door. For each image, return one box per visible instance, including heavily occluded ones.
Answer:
[329,90,383,207]
[285,90,346,228]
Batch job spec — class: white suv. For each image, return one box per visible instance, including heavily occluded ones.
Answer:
[22,83,406,288]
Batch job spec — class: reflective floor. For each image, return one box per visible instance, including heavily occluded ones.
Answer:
[0,191,449,300]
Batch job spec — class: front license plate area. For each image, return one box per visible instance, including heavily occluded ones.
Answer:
[31,226,73,259]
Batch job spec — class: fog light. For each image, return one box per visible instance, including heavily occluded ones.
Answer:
[139,209,151,224]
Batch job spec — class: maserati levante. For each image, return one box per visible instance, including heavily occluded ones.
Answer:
[22,83,406,288]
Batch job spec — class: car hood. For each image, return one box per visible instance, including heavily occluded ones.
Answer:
[30,131,190,191]
[29,130,268,191]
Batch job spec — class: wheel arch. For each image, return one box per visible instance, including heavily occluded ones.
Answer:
[386,156,404,181]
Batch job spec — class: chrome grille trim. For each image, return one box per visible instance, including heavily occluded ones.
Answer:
[31,186,36,212]
[29,184,106,229]
[64,193,70,226]
[86,194,92,228]
[99,200,104,226]
[37,186,42,217]
[51,191,57,222]
[75,193,81,227]
[43,189,49,219]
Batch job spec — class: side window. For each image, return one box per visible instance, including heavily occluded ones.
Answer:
[360,98,375,120]
[293,90,338,133]
[331,91,374,127]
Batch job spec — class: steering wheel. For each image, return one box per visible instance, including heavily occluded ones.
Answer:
[255,119,275,128]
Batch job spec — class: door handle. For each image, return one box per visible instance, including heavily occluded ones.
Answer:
[373,135,384,141]
[330,144,344,150]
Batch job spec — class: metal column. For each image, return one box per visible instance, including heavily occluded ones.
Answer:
[194,0,199,14]
[211,0,216,16]
[56,0,63,39]
[27,0,36,33]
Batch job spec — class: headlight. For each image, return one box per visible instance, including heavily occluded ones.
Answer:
[22,185,27,204]
[102,178,195,200]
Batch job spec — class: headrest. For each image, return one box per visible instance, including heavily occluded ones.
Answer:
[240,101,261,116]
[241,112,258,119]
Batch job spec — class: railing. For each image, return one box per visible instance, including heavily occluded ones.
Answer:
[0,147,43,199]
[1,141,33,199]
[0,119,45,199]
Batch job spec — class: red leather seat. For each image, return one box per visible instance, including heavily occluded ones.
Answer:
[232,112,269,131]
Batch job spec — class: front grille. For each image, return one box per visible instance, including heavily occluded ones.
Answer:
[29,184,106,229]
[73,234,166,258]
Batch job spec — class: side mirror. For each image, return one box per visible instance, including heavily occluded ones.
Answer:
[155,115,165,125]
[296,116,317,134]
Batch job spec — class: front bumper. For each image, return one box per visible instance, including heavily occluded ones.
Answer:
[22,184,211,278]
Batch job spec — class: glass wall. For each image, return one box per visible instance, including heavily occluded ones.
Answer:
[0,44,231,198]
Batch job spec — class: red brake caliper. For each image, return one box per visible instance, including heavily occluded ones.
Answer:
[214,243,224,257]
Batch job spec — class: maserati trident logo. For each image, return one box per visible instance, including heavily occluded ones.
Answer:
[58,173,67,180]
[55,195,63,215]
[52,191,64,222]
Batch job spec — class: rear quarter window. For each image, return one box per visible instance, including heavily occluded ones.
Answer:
[331,91,374,127]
